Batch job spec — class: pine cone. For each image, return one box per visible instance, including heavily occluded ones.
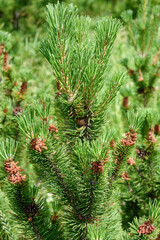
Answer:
[8,172,26,184]
[137,220,155,235]
[19,82,27,96]
[48,123,58,133]
[13,107,23,116]
[4,161,22,174]
[4,160,26,184]
[154,124,160,134]
[25,202,39,219]
[30,137,48,152]
[91,161,104,175]
[121,130,137,147]
[123,97,129,108]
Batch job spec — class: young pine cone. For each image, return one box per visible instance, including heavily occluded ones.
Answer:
[4,160,26,184]
[4,161,22,174]
[137,220,155,235]
[154,124,160,134]
[30,137,48,152]
[48,123,58,133]
[13,106,23,116]
[25,202,39,221]
[123,97,129,108]
[8,172,26,184]
[121,131,137,147]
[19,81,27,96]
[91,161,104,175]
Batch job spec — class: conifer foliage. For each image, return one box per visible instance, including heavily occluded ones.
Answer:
[0,1,160,240]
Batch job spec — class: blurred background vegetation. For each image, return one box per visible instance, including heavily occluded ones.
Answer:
[0,0,159,34]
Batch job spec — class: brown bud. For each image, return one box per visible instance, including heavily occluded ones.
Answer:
[52,211,58,222]
[123,97,129,108]
[19,82,27,97]
[138,69,143,82]
[110,139,115,149]
[3,109,8,114]
[154,124,160,134]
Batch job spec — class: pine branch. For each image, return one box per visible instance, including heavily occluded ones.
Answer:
[0,210,16,240]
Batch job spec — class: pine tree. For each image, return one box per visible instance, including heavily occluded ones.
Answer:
[0,2,160,240]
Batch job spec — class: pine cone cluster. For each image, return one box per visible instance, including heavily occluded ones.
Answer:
[4,160,26,184]
[121,171,130,180]
[91,161,104,175]
[137,220,155,235]
[19,81,28,97]
[30,137,48,152]
[13,106,23,116]
[25,202,39,221]
[121,130,137,147]
[48,123,58,133]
